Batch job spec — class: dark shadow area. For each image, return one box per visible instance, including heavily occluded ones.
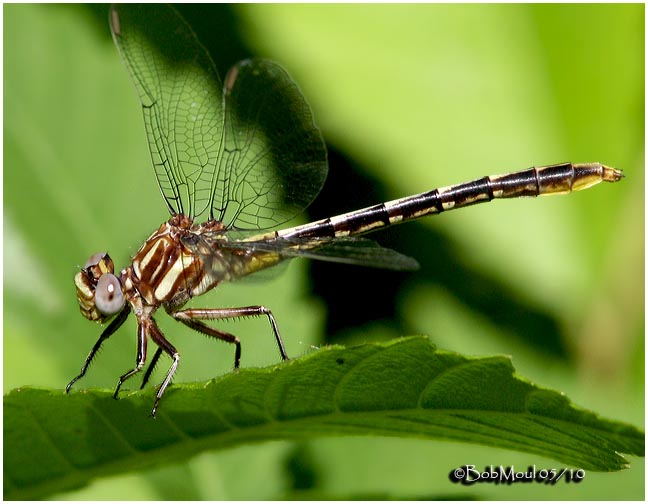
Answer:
[310,146,567,358]
[284,443,319,492]
[175,4,251,74]
[307,148,411,332]
[399,221,566,357]
[83,4,249,77]
[82,4,113,40]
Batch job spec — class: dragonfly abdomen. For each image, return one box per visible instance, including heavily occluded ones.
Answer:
[276,162,622,241]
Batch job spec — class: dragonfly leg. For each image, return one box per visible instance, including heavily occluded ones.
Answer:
[148,322,179,418]
[113,318,148,399]
[171,305,288,366]
[171,312,242,368]
[66,306,130,394]
[140,347,163,389]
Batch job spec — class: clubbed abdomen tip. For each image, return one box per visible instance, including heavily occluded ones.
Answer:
[601,164,624,183]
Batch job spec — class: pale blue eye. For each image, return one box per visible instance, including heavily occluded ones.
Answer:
[95,274,124,316]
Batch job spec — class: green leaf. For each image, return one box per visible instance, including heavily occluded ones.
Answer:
[4,337,643,500]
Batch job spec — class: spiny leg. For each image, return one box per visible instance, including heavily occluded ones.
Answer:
[172,313,242,368]
[66,306,130,393]
[113,319,148,399]
[140,347,163,389]
[171,305,288,367]
[148,321,179,418]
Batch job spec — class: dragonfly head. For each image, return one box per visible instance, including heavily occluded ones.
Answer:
[75,252,125,322]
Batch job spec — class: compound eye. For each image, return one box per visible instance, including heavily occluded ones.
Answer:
[95,274,124,316]
[84,252,107,269]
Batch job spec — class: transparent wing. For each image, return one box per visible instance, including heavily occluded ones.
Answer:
[217,59,328,230]
[218,236,420,271]
[109,5,223,218]
[109,5,327,226]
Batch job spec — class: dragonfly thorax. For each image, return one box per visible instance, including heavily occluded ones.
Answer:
[126,215,231,310]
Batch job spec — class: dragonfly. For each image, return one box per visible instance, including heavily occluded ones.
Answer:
[67,5,623,417]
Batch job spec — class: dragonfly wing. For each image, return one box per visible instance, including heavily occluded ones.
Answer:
[218,59,328,231]
[109,5,224,219]
[110,6,327,225]
[221,236,420,271]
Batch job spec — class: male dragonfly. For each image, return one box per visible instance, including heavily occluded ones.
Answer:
[67,5,623,417]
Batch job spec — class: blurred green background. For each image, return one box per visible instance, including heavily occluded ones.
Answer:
[4,3,644,500]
